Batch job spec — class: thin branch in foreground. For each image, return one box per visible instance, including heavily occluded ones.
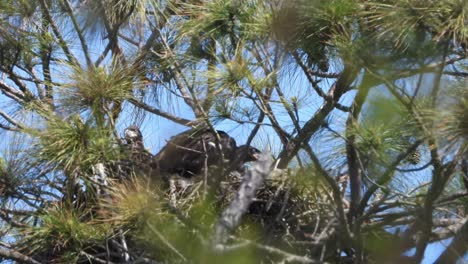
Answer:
[128,97,192,126]
[221,238,325,264]
[434,217,468,263]
[0,123,20,131]
[212,151,272,248]
[0,246,42,264]
[0,109,24,129]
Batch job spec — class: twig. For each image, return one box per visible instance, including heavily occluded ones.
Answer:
[118,229,130,262]
[396,161,432,172]
[38,0,77,64]
[0,110,24,129]
[0,246,42,264]
[223,238,324,264]
[128,98,192,126]
[431,218,468,254]
[291,51,327,98]
[61,0,92,67]
[277,63,359,168]
[80,251,116,264]
[302,145,353,248]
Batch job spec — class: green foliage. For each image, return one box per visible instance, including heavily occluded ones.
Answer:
[102,177,166,225]
[0,35,35,70]
[271,0,358,70]
[180,0,268,39]
[0,157,5,172]
[362,228,401,261]
[0,0,467,263]
[444,85,468,140]
[181,0,238,38]
[363,0,468,48]
[0,0,35,17]
[59,62,137,116]
[350,96,420,166]
[0,157,18,198]
[34,115,118,172]
[205,45,254,93]
[21,206,110,262]
[431,81,468,153]
[352,123,401,161]
[0,153,30,200]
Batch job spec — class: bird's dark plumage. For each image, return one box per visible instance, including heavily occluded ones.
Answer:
[230,145,262,171]
[153,128,260,178]
[116,126,153,179]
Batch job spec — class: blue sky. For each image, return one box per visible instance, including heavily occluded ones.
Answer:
[0,6,465,263]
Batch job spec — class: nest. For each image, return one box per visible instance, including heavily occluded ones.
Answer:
[167,167,340,258]
[18,162,345,263]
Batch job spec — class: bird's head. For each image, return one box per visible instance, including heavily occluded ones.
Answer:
[124,126,143,142]
[236,145,262,163]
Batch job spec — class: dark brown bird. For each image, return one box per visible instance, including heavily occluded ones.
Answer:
[153,128,261,178]
[111,126,153,180]
[123,125,153,162]
[124,125,145,151]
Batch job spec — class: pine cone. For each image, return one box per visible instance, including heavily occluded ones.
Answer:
[405,149,421,165]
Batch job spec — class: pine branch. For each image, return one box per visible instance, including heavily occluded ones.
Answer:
[61,0,92,68]
[434,218,468,264]
[128,98,192,126]
[303,144,353,248]
[38,0,78,65]
[0,110,23,130]
[0,246,42,264]
[0,79,26,102]
[277,63,359,169]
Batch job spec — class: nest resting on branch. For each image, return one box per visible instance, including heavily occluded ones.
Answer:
[18,161,346,263]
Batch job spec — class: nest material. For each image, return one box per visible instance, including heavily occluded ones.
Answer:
[20,162,343,263]
[168,168,339,256]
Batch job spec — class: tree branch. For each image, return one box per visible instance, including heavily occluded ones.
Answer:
[128,98,192,126]
[213,151,272,247]
[39,0,77,65]
[303,145,353,248]
[433,217,468,263]
[61,0,92,68]
[0,246,42,264]
[277,64,359,169]
[0,110,23,129]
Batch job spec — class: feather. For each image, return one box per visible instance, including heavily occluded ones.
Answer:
[153,128,260,178]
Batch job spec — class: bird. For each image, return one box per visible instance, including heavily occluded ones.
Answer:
[124,125,145,153]
[110,125,153,180]
[229,144,262,172]
[152,128,261,178]
[123,126,153,164]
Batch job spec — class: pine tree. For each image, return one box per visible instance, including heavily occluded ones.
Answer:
[0,0,467,263]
